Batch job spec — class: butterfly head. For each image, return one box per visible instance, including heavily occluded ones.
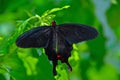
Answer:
[52,20,56,27]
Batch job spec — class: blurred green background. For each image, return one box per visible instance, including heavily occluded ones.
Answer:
[0,0,120,80]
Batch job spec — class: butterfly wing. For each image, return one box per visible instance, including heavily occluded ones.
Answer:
[58,24,98,44]
[16,26,51,48]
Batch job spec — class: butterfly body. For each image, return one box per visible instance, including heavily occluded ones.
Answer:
[16,21,98,75]
[44,22,73,75]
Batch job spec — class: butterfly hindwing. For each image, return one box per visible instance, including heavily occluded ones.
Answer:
[58,24,98,44]
[16,26,51,48]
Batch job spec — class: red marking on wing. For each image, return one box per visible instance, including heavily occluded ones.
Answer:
[57,54,61,59]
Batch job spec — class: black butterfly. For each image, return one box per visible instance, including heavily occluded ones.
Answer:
[16,21,98,75]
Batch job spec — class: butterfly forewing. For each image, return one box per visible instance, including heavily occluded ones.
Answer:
[16,26,51,48]
[58,24,98,44]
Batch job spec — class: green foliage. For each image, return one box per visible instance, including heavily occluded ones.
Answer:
[0,0,120,80]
